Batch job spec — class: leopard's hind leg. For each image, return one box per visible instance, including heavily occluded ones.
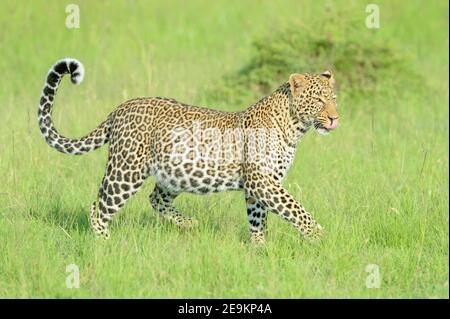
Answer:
[90,156,148,238]
[149,184,198,228]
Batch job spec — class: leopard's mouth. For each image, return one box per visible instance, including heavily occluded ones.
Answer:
[313,122,331,135]
[314,117,339,135]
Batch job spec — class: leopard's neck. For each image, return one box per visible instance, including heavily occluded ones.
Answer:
[244,83,311,147]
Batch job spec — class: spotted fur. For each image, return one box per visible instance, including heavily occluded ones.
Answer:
[38,58,339,243]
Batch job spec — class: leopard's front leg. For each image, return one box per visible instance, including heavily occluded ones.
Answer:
[244,170,323,241]
[245,195,268,244]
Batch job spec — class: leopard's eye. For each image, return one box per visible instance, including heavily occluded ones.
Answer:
[317,97,326,104]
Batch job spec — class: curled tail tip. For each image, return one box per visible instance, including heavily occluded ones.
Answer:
[51,57,85,85]
[68,58,85,85]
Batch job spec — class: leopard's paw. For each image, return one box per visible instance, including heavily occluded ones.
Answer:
[176,216,199,229]
[161,212,198,230]
[250,232,266,245]
[303,223,324,242]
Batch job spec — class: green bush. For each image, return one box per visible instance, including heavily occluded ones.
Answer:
[208,21,416,106]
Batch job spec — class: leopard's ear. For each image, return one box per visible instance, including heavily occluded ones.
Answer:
[289,73,306,96]
[321,70,335,87]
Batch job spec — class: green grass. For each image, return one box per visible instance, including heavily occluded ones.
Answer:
[0,0,448,298]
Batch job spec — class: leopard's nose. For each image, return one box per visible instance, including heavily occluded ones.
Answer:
[324,116,339,130]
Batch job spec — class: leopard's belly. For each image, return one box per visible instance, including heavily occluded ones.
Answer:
[153,160,243,194]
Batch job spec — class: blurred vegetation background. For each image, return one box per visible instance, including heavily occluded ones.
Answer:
[0,0,448,298]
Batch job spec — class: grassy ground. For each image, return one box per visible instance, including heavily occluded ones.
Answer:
[0,0,448,298]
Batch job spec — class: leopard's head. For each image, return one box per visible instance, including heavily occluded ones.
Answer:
[288,70,339,135]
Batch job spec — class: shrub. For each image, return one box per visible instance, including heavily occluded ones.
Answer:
[207,20,417,107]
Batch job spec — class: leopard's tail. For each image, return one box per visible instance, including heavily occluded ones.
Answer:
[38,58,111,155]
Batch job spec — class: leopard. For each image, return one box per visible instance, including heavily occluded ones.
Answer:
[38,58,339,244]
